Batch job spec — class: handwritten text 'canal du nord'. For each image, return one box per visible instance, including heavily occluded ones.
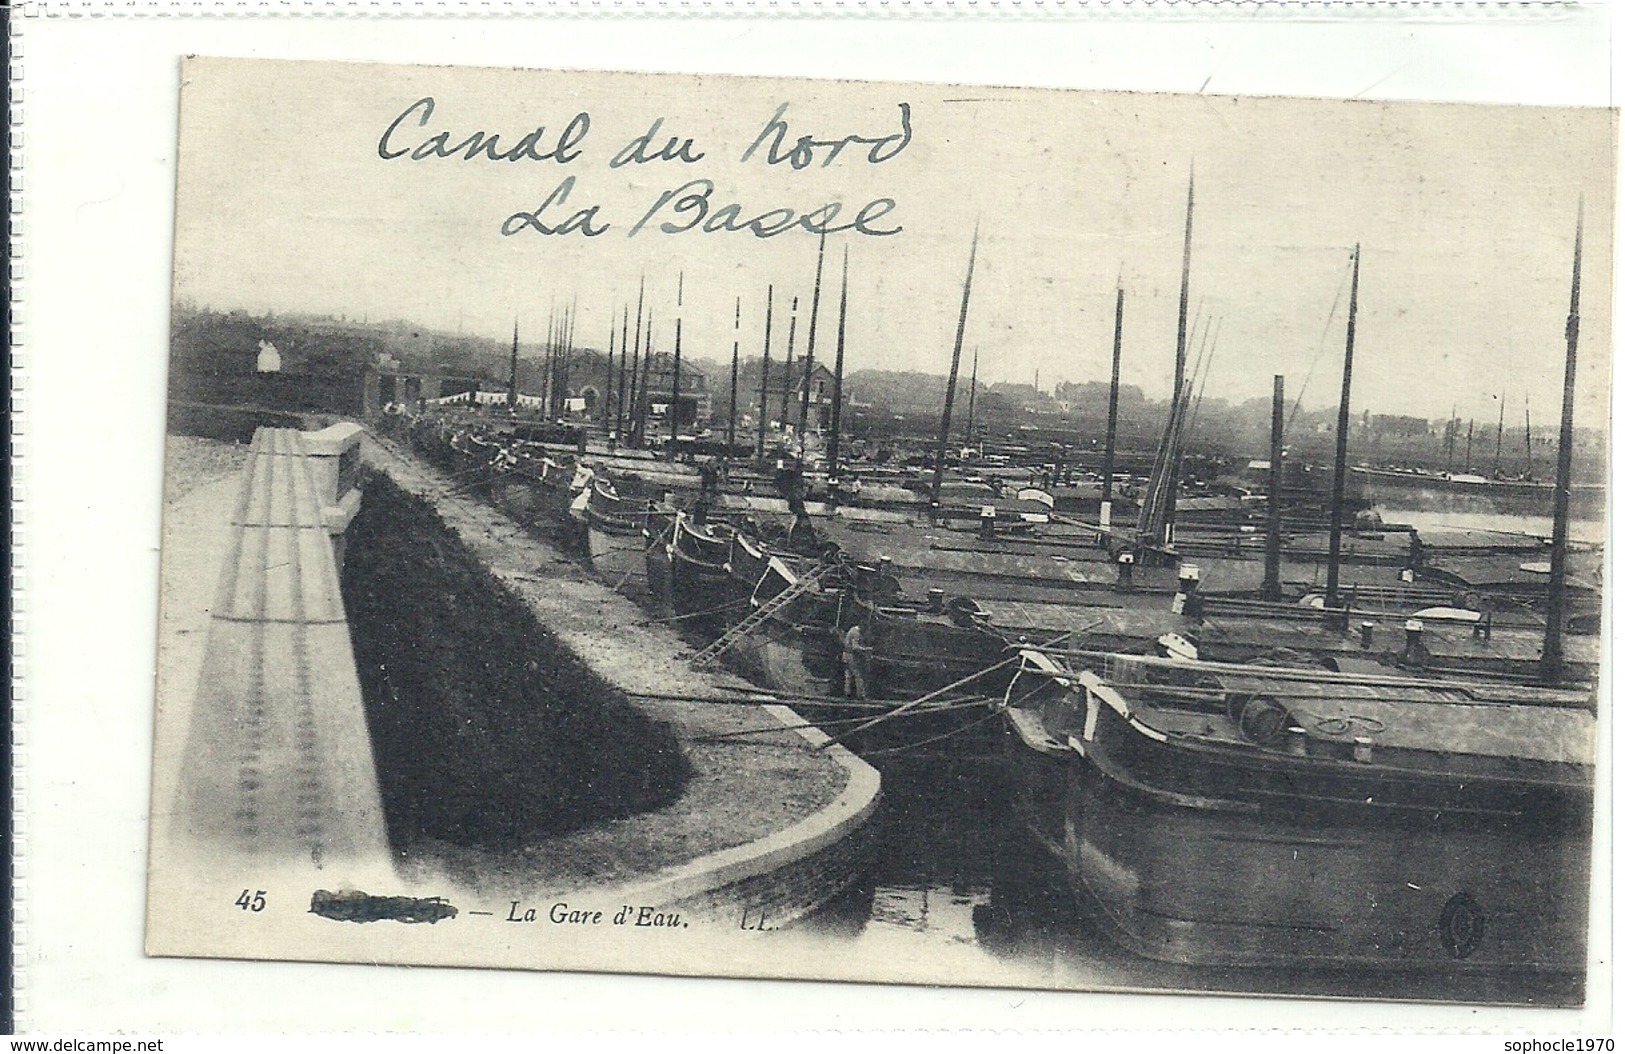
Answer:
[376,98,913,239]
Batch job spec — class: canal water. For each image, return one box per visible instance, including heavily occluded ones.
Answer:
[1373,506,1607,548]
[795,505,1602,1007]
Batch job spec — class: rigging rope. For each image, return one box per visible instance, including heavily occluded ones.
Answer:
[1287,253,1356,438]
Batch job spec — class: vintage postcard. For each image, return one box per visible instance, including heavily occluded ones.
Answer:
[146,54,1612,1007]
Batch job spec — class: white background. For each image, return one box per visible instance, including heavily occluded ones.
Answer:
[12,1,1619,1037]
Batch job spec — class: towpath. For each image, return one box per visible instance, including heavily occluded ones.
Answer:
[360,432,878,903]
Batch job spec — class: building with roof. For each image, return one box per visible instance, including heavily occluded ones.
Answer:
[631,352,712,433]
[752,355,838,433]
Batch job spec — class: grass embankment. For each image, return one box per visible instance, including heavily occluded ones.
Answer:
[167,401,307,443]
[341,471,692,851]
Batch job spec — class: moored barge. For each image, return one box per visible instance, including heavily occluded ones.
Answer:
[1000,649,1594,972]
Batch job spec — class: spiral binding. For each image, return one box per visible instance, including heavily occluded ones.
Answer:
[7,3,23,1034]
[3,0,1586,20]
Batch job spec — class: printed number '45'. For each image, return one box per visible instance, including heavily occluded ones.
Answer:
[235,889,267,912]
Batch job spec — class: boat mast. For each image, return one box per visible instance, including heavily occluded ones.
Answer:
[1465,418,1474,475]
[756,285,774,459]
[799,232,827,459]
[1445,405,1456,474]
[616,304,630,439]
[728,296,741,460]
[963,347,979,447]
[603,316,615,429]
[929,228,980,526]
[563,304,575,416]
[1493,392,1506,478]
[1135,375,1182,547]
[1525,397,1535,478]
[828,247,850,481]
[670,272,684,456]
[565,300,578,414]
[1264,374,1285,601]
[1324,242,1360,612]
[629,277,645,442]
[637,313,655,446]
[1163,167,1196,546]
[552,308,565,417]
[507,318,520,410]
[552,308,565,415]
[561,306,571,415]
[1540,202,1583,686]
[554,306,570,418]
[542,312,555,416]
[1100,285,1124,534]
[779,297,800,449]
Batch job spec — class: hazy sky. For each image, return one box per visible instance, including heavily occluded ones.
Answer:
[173,57,1614,429]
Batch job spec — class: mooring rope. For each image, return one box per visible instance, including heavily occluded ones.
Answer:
[688,697,993,743]
[595,540,659,555]
[859,708,1006,758]
[620,689,982,712]
[637,596,752,625]
[443,465,536,497]
[817,622,1105,750]
[816,653,1021,750]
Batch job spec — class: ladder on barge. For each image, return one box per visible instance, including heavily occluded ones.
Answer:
[690,564,836,668]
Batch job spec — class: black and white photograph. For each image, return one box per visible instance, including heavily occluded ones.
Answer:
[127,48,1611,1011]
